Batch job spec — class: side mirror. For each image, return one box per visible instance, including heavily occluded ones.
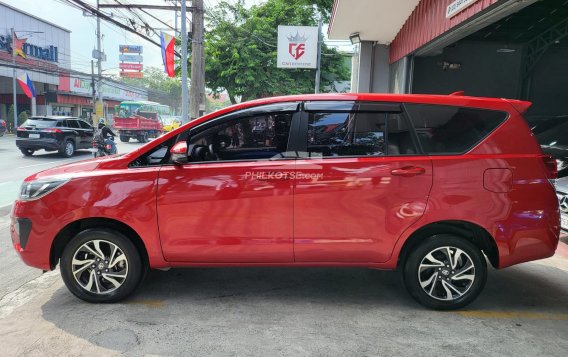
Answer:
[170,141,188,165]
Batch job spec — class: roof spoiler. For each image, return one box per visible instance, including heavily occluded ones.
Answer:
[506,99,532,114]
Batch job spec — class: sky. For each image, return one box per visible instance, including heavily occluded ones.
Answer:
[2,0,351,76]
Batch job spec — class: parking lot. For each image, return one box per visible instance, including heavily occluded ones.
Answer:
[1,134,568,356]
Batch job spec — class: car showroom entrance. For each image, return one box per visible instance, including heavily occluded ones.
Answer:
[329,0,568,116]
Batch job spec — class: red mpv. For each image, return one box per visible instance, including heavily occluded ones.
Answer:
[11,94,560,309]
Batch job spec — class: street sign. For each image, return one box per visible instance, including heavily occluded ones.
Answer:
[119,63,143,70]
[119,54,143,62]
[119,45,143,53]
[277,25,318,69]
[119,72,144,78]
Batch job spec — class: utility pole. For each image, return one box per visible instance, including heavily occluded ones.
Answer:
[314,16,322,94]
[189,0,204,120]
[181,0,189,123]
[95,0,104,125]
[11,27,17,132]
[91,60,96,119]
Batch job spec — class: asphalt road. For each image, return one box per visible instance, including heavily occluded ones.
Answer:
[0,134,567,356]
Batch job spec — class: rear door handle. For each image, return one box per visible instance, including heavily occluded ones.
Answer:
[390,166,426,177]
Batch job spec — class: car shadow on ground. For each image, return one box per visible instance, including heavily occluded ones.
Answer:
[17,150,94,160]
[38,263,568,354]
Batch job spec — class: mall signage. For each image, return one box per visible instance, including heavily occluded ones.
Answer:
[277,25,318,69]
[446,0,480,18]
[119,44,143,78]
[0,33,59,62]
[119,45,143,53]
[119,63,143,71]
[119,54,143,62]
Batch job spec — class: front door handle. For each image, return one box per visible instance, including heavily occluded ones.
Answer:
[390,166,426,177]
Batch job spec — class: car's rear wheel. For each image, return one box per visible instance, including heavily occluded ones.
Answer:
[119,135,129,143]
[403,234,487,310]
[60,140,75,157]
[20,148,34,156]
[60,228,144,303]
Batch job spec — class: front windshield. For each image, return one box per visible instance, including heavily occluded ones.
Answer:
[115,104,141,117]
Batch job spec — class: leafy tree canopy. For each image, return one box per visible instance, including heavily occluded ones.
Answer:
[203,0,349,104]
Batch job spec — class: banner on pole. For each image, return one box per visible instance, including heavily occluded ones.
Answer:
[277,25,318,69]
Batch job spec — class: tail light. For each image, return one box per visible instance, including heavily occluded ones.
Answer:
[541,155,558,179]
[17,127,27,131]
[43,128,62,133]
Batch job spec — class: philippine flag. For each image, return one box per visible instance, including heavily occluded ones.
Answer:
[160,32,175,78]
[17,71,36,98]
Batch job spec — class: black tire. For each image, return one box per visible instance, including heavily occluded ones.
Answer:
[60,228,145,303]
[403,234,487,310]
[20,148,34,156]
[120,135,129,143]
[60,139,75,158]
[137,132,148,143]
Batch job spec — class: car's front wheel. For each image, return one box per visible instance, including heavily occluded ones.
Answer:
[60,229,144,303]
[403,234,487,310]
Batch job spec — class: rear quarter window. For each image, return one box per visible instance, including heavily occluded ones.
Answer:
[405,104,508,154]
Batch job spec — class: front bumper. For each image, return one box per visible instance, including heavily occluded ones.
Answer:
[10,200,56,271]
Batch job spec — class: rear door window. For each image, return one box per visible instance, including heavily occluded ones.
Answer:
[305,102,418,157]
[66,120,80,129]
[405,104,508,154]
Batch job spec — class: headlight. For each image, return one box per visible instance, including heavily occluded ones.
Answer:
[19,179,69,201]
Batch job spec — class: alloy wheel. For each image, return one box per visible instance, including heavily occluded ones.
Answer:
[71,239,129,294]
[65,141,74,156]
[417,246,475,301]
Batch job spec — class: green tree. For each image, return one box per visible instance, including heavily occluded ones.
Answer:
[203,0,349,104]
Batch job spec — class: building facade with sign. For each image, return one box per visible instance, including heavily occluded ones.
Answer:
[0,1,70,127]
[0,2,148,128]
[329,0,568,116]
[58,75,148,121]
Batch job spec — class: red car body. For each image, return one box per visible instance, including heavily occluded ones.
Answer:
[10,93,559,279]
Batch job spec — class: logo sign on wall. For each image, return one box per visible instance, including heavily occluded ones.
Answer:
[277,25,318,69]
[446,0,480,18]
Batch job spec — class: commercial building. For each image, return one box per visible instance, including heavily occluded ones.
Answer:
[329,0,568,116]
[0,1,147,130]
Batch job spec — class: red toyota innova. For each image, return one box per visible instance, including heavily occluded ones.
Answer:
[11,94,559,309]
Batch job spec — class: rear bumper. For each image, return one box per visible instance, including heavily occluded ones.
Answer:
[16,138,62,151]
